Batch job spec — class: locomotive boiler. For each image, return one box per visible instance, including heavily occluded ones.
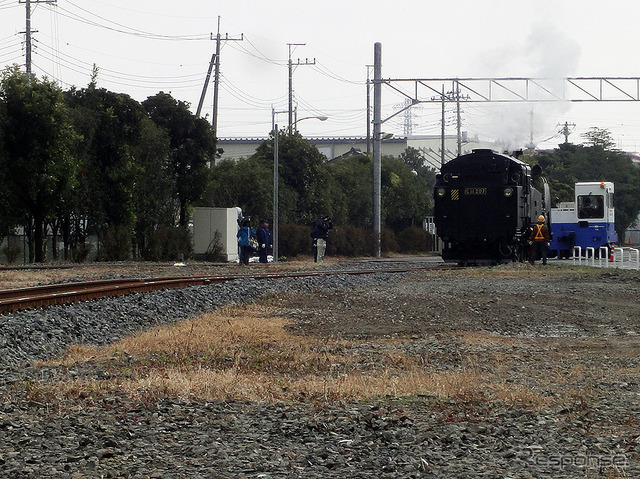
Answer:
[433,149,550,265]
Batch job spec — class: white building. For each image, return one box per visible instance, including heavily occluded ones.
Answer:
[216,134,495,169]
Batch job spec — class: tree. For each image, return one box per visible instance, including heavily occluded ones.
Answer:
[143,92,216,227]
[324,152,433,232]
[200,156,273,223]
[581,127,616,150]
[130,116,176,258]
[399,146,425,171]
[381,156,432,231]
[65,86,146,259]
[253,130,333,225]
[0,66,77,262]
[324,153,373,228]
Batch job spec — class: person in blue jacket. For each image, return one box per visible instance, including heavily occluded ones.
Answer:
[237,217,256,265]
[256,219,272,263]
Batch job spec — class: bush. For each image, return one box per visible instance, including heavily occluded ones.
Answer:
[2,242,22,264]
[397,226,430,253]
[274,223,429,258]
[327,225,368,256]
[97,225,132,261]
[278,223,312,258]
[144,226,193,261]
[203,230,225,262]
[381,228,398,254]
[71,243,93,263]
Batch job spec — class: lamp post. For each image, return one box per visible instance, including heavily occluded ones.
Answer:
[271,111,327,262]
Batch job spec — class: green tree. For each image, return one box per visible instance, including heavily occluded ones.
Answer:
[143,92,216,227]
[324,153,373,228]
[0,95,19,244]
[581,127,616,150]
[253,130,333,225]
[381,156,431,231]
[405,147,437,184]
[0,66,77,262]
[203,137,433,249]
[399,146,425,171]
[130,116,176,258]
[65,86,146,259]
[324,152,433,232]
[200,156,273,223]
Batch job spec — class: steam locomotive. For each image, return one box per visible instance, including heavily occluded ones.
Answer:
[433,149,550,265]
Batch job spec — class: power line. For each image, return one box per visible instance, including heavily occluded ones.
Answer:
[57,1,210,41]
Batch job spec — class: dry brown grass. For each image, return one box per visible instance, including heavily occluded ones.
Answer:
[30,302,597,409]
[46,304,488,403]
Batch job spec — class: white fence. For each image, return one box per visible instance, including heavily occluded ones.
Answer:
[571,246,640,269]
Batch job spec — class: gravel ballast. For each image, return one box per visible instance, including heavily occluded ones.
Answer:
[1,262,639,478]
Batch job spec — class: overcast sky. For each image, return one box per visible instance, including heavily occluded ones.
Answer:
[3,0,640,151]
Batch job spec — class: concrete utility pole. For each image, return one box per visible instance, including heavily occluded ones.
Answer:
[20,0,57,76]
[456,82,462,156]
[441,85,446,166]
[372,42,382,258]
[196,16,242,137]
[288,43,315,134]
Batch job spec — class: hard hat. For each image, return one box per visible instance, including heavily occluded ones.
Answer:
[538,215,545,222]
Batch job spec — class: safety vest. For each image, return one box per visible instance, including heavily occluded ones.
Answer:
[534,224,545,240]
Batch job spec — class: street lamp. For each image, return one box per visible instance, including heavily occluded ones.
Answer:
[291,115,328,133]
[271,110,327,262]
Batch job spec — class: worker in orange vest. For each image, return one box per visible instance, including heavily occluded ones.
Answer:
[529,215,550,265]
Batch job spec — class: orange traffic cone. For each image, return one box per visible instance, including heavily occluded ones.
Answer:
[609,244,615,262]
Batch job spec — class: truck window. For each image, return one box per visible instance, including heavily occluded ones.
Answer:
[577,194,604,219]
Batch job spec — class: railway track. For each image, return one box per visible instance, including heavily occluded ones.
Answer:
[0,263,446,314]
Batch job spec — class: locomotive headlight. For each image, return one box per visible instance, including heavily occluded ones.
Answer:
[436,188,447,198]
[503,187,514,198]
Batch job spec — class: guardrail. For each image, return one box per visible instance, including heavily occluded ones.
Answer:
[571,246,640,269]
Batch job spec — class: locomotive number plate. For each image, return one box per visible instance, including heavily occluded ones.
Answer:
[464,187,487,195]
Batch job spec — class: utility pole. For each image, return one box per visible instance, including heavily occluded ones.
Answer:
[196,16,242,138]
[372,42,382,258]
[441,85,446,166]
[20,0,57,76]
[456,82,462,156]
[559,121,575,144]
[528,109,535,148]
[288,43,315,134]
[366,65,373,155]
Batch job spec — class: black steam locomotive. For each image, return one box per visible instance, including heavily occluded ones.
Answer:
[433,149,550,265]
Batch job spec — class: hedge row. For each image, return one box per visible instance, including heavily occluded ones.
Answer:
[278,224,432,258]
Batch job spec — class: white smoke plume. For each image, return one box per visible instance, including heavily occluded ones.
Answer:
[478,21,581,151]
